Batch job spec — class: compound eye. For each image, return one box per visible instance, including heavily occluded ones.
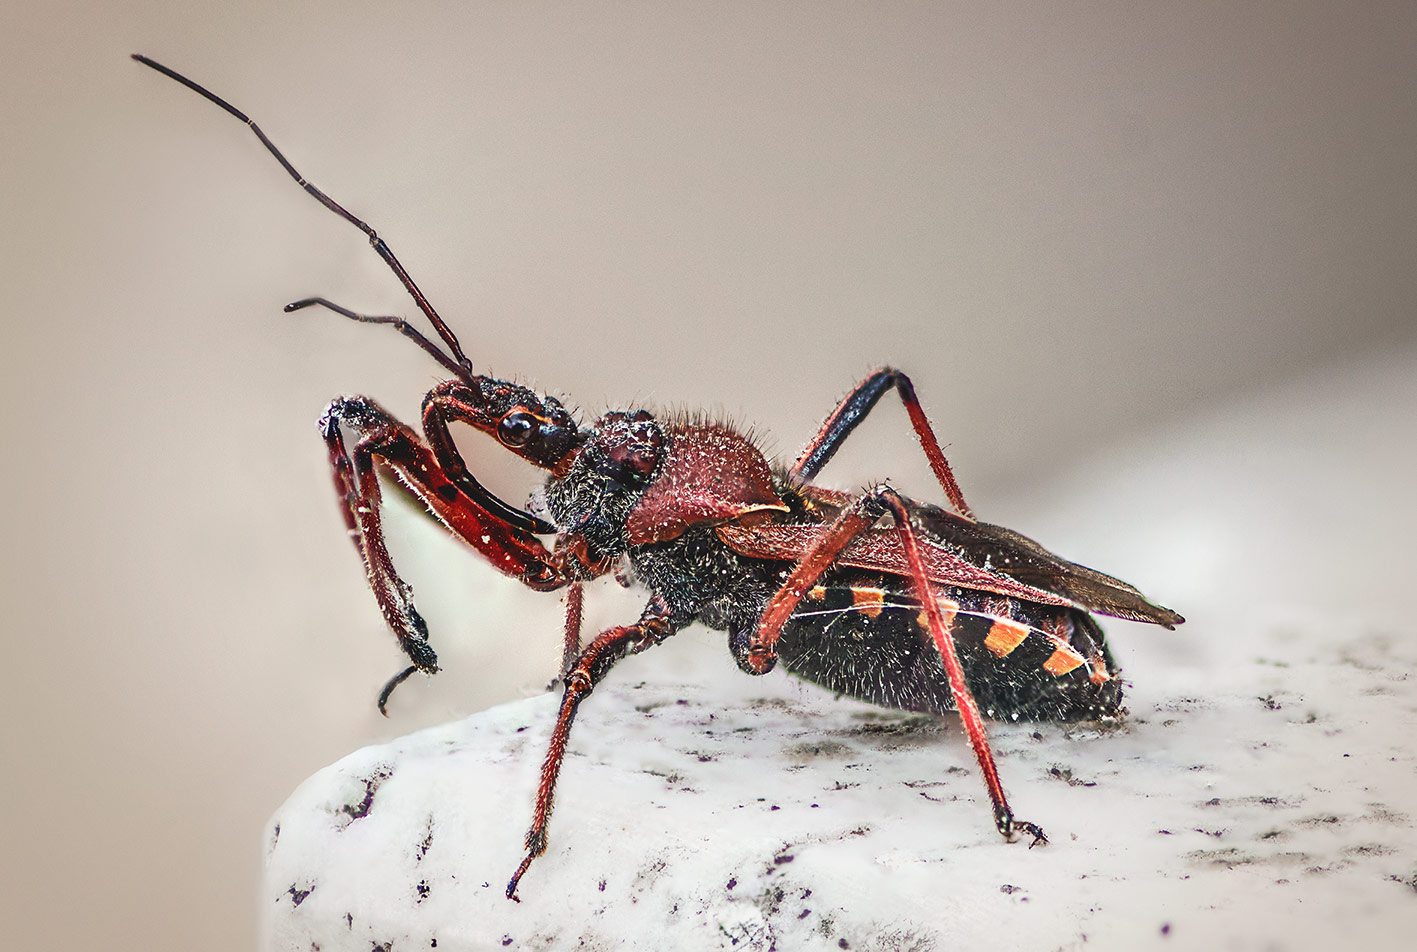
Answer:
[497,410,539,447]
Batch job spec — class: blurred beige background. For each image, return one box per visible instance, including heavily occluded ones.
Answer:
[2,2,1413,949]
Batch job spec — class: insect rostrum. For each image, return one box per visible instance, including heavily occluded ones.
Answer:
[134,54,1184,901]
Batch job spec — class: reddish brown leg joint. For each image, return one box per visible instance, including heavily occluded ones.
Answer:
[792,368,974,519]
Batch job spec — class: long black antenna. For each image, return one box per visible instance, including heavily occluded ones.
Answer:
[132,54,475,382]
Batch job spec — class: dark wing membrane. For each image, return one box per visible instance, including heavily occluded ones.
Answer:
[913,508,1185,628]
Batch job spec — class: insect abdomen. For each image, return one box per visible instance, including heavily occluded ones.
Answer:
[775,570,1123,722]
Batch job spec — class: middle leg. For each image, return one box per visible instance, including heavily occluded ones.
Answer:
[507,596,682,900]
[746,485,1043,843]
[792,368,974,519]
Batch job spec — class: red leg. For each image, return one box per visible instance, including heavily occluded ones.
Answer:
[793,369,974,519]
[420,381,563,540]
[559,582,585,680]
[879,491,1044,843]
[744,494,885,673]
[749,486,1043,843]
[322,401,438,678]
[507,598,680,901]
[321,396,569,707]
[325,396,564,590]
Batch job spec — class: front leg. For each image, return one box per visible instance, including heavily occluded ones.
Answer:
[321,396,569,710]
[793,368,974,519]
[507,597,682,901]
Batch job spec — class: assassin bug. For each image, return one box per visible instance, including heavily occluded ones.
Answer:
[134,55,1184,901]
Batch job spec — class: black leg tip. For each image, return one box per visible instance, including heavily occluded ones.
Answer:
[1017,821,1048,847]
[376,664,421,715]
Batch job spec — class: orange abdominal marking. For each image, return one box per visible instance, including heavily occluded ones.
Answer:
[983,618,1030,658]
[1042,646,1087,676]
[850,586,887,618]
